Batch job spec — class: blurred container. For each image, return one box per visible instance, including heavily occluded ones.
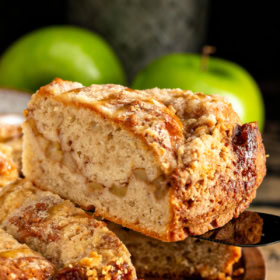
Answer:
[68,0,209,81]
[0,89,30,114]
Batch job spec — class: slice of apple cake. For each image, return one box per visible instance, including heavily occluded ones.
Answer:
[0,179,136,280]
[23,78,266,241]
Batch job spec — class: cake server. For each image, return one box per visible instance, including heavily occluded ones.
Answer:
[194,211,280,247]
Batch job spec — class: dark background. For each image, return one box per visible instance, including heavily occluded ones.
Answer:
[0,1,280,211]
[0,1,279,121]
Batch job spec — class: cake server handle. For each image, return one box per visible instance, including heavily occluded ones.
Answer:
[193,211,280,247]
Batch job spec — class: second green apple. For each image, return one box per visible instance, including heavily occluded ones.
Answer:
[132,53,265,131]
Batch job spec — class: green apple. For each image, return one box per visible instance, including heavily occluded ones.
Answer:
[0,26,126,92]
[132,53,265,131]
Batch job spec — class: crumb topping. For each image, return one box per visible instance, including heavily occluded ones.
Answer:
[8,199,62,243]
[56,252,134,280]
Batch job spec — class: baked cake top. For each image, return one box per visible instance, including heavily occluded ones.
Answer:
[29,78,247,177]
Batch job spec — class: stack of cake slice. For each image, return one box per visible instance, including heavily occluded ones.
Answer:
[0,78,266,279]
[0,179,136,280]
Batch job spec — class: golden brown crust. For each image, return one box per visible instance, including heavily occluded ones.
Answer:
[0,180,137,279]
[231,123,266,212]
[0,229,56,280]
[0,147,18,188]
[55,257,134,280]
[0,256,56,280]
[169,122,266,241]
[25,78,266,242]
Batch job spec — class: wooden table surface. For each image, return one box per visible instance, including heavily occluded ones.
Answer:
[254,121,280,207]
[249,207,280,280]
[251,121,280,280]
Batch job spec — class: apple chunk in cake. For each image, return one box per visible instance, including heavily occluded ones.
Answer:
[23,78,266,241]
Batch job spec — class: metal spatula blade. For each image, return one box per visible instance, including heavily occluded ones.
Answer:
[193,211,280,247]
